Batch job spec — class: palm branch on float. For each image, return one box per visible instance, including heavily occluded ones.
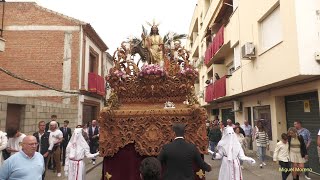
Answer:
[142,25,148,37]
[163,32,188,48]
[128,25,148,45]
[130,37,141,45]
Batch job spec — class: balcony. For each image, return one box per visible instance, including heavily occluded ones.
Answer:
[88,72,105,96]
[205,76,226,102]
[190,33,199,57]
[204,26,225,66]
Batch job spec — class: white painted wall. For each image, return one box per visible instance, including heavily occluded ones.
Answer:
[295,0,320,75]
[0,90,78,97]
[78,95,84,125]
[104,52,114,99]
[62,32,72,104]
[78,26,84,89]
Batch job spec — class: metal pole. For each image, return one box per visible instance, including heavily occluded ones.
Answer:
[0,0,5,37]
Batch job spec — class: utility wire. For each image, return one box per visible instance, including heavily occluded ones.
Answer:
[0,66,80,94]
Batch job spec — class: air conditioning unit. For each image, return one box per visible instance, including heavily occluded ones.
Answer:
[241,42,255,59]
[233,101,242,112]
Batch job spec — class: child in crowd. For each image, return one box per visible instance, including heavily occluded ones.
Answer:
[273,133,290,180]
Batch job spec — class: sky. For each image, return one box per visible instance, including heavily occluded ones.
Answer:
[10,0,197,53]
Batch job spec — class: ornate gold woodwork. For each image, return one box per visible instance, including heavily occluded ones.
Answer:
[98,105,208,157]
[100,40,207,157]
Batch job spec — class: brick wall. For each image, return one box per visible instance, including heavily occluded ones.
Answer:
[0,2,105,127]
[0,31,65,90]
[1,2,81,26]
[0,95,78,135]
[0,30,81,91]
[0,2,81,103]
[71,32,80,90]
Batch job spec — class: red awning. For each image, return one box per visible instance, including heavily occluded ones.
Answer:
[204,26,224,65]
[205,76,226,102]
[88,72,105,96]
[88,72,97,93]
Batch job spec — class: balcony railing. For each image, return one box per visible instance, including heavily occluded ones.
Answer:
[88,72,105,96]
[204,26,224,66]
[205,75,226,102]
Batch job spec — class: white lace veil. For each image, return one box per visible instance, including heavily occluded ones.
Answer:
[217,127,241,160]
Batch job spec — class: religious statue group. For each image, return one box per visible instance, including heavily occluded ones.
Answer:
[113,19,189,70]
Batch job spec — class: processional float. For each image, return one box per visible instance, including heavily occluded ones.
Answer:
[99,23,209,180]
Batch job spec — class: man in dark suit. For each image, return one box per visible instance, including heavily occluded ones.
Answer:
[33,121,50,180]
[45,115,60,132]
[60,120,72,166]
[88,119,99,165]
[158,123,212,180]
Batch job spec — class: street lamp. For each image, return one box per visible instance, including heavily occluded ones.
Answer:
[0,0,5,52]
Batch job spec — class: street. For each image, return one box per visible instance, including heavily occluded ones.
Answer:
[46,157,103,180]
[46,153,319,180]
[204,152,319,180]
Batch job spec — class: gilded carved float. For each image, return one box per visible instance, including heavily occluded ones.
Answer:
[98,27,208,157]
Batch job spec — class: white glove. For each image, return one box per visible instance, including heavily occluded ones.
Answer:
[249,158,256,165]
[94,152,100,157]
[207,149,214,155]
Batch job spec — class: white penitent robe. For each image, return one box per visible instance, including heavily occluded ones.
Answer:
[0,131,8,165]
[210,127,255,180]
[64,128,98,180]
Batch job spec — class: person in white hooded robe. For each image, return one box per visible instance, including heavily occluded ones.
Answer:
[64,128,99,180]
[0,130,8,166]
[209,127,256,180]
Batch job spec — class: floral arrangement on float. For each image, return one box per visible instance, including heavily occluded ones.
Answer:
[105,69,127,82]
[179,66,199,79]
[138,64,168,78]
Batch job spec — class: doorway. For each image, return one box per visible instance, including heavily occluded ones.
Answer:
[221,108,235,123]
[6,104,24,131]
[285,92,320,174]
[82,104,98,126]
[253,105,272,140]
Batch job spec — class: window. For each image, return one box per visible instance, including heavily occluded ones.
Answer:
[260,6,282,51]
[89,49,98,73]
[227,62,235,75]
[233,44,241,69]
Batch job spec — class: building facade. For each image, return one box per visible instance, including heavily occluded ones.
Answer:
[104,52,114,100]
[0,2,110,132]
[187,0,320,173]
